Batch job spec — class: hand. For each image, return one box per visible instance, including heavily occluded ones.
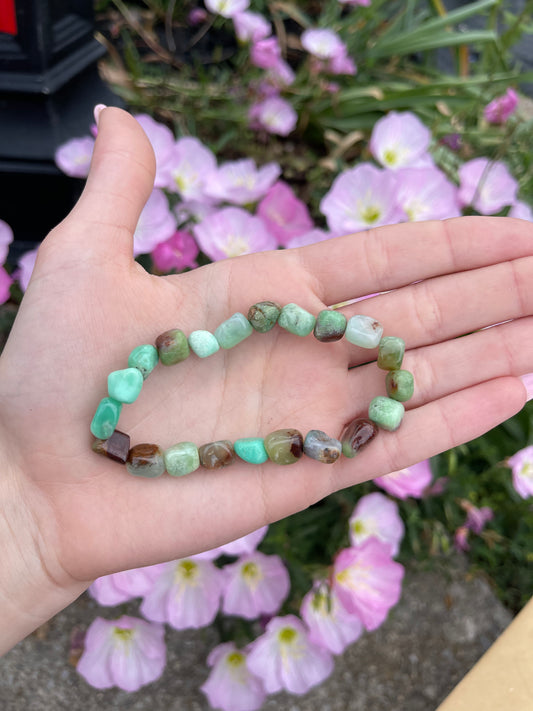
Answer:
[1,108,532,651]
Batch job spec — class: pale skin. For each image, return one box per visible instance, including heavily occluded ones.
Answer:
[1,107,532,654]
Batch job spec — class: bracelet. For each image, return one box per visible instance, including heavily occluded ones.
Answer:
[90,301,414,478]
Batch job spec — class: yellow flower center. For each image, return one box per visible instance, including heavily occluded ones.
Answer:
[383,148,398,166]
[113,627,134,642]
[278,627,298,644]
[520,462,533,479]
[352,520,365,535]
[222,235,249,258]
[176,559,198,581]
[226,651,246,668]
[361,205,381,224]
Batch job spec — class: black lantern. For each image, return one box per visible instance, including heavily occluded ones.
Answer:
[0,0,119,257]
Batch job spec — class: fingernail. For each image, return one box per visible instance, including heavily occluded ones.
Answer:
[519,373,533,402]
[93,104,107,126]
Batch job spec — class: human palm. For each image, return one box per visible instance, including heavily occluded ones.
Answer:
[0,108,532,599]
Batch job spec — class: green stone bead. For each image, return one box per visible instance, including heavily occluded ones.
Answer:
[313,310,347,343]
[377,337,405,371]
[128,344,159,380]
[126,443,166,477]
[248,301,281,333]
[278,304,316,337]
[164,442,200,477]
[368,396,405,432]
[108,367,144,404]
[264,429,304,464]
[90,397,122,439]
[234,437,268,464]
[156,329,190,366]
[214,313,253,349]
[188,330,220,358]
[386,369,414,402]
[303,430,342,463]
[339,418,379,458]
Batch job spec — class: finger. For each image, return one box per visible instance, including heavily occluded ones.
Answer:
[50,107,156,264]
[297,217,533,306]
[340,254,533,365]
[331,376,526,492]
[347,316,533,410]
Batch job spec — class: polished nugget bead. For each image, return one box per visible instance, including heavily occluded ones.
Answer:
[234,437,269,464]
[345,315,383,349]
[303,430,342,463]
[108,367,144,404]
[248,301,281,333]
[92,429,131,464]
[278,304,316,337]
[164,442,200,477]
[368,396,405,431]
[188,330,220,358]
[377,337,405,370]
[199,440,235,469]
[128,344,159,379]
[214,313,253,349]
[156,329,190,365]
[126,443,166,477]
[339,418,379,458]
[386,369,414,402]
[264,429,304,464]
[90,397,122,439]
[313,310,347,343]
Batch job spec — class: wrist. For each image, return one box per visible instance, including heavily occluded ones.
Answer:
[0,466,87,655]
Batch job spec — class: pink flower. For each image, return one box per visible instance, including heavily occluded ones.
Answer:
[300,583,363,655]
[394,167,461,221]
[151,229,199,272]
[203,158,280,205]
[161,137,217,200]
[458,158,518,214]
[349,492,404,557]
[320,163,405,233]
[454,526,470,552]
[16,248,38,292]
[509,201,533,222]
[250,37,281,69]
[301,28,346,60]
[233,11,270,43]
[0,218,14,264]
[507,446,533,499]
[286,228,333,248]
[205,0,249,19]
[0,267,12,304]
[370,111,432,170]
[140,558,224,629]
[338,0,371,5]
[249,96,297,136]
[195,525,269,561]
[332,540,404,631]
[77,616,166,691]
[134,114,175,189]
[461,502,494,534]
[266,59,295,87]
[257,181,313,245]
[54,136,95,178]
[375,460,433,499]
[201,642,266,711]
[88,564,164,606]
[194,207,277,260]
[328,51,357,76]
[247,615,334,694]
[133,189,177,256]
[484,88,518,124]
[221,551,290,619]
[188,8,208,24]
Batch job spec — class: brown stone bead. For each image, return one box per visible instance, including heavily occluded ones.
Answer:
[126,443,165,477]
[339,418,378,458]
[92,429,131,464]
[199,440,235,470]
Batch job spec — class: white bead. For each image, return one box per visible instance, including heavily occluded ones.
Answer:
[345,315,383,348]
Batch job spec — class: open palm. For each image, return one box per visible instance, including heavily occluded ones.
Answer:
[1,108,532,605]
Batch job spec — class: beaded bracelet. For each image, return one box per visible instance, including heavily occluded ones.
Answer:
[90,301,414,478]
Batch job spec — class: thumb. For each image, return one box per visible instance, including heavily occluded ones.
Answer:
[51,107,156,264]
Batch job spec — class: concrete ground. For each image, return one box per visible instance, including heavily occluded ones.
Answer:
[0,557,512,711]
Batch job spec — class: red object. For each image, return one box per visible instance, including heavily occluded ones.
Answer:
[0,0,17,35]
